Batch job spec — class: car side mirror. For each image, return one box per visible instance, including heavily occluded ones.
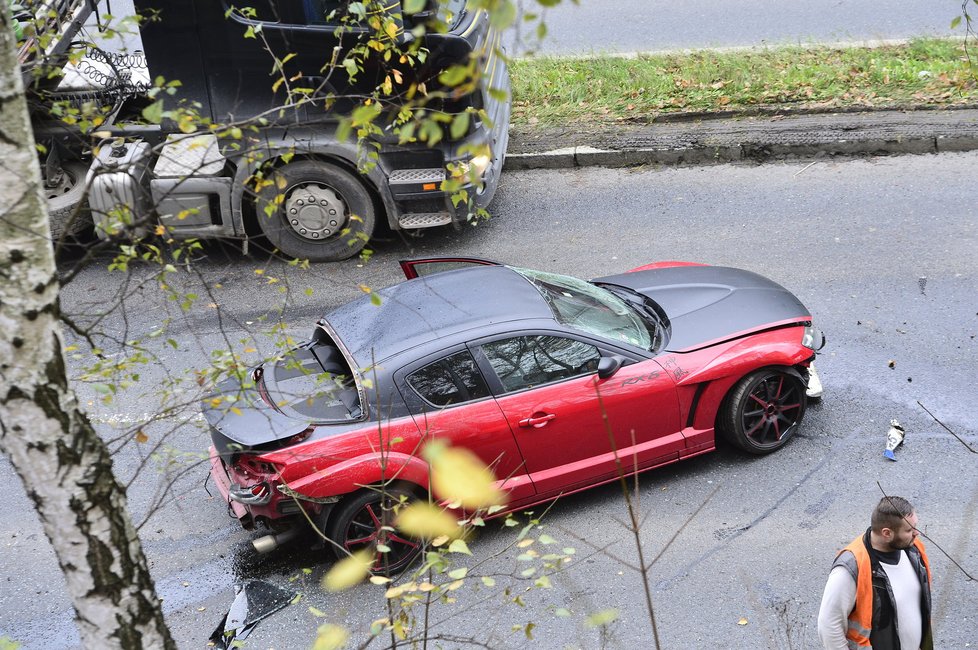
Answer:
[597,355,626,379]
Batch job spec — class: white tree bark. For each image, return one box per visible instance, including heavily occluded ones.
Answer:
[0,10,174,649]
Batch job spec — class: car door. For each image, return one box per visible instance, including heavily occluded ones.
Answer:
[394,347,537,504]
[474,333,684,498]
[399,257,501,280]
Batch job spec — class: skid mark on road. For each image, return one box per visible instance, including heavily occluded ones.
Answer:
[799,491,836,530]
[656,448,834,591]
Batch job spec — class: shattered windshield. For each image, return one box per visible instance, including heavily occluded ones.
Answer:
[513,268,653,351]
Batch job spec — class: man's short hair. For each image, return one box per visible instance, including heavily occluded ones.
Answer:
[871,496,914,533]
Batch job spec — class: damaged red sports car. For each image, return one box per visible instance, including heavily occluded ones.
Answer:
[205,258,825,572]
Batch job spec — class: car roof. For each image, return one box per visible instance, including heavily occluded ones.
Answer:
[323,265,555,366]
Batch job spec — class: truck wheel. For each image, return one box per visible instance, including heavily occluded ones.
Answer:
[46,162,91,241]
[256,160,375,262]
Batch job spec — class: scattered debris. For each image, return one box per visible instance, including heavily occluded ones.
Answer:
[884,420,905,461]
[209,580,296,649]
[806,363,823,399]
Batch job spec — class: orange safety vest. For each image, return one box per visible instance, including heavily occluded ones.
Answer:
[838,534,931,648]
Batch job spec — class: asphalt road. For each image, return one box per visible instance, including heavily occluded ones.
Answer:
[508,0,962,54]
[90,0,962,57]
[1,150,976,648]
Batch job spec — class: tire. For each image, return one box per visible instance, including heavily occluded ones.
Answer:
[255,160,375,262]
[718,368,807,455]
[325,485,423,576]
[46,162,92,241]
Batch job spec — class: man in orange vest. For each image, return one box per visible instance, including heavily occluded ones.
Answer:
[817,496,933,649]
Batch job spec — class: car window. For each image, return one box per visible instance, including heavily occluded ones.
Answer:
[407,350,491,407]
[232,1,369,26]
[265,342,362,421]
[481,335,600,393]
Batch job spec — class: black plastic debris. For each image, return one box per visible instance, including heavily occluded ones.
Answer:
[209,580,295,648]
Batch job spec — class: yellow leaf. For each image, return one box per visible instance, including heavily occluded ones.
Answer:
[312,623,349,650]
[322,549,372,592]
[718,95,731,106]
[737,617,748,626]
[396,502,461,539]
[154,224,166,236]
[135,430,149,443]
[254,269,265,275]
[358,284,372,294]
[425,442,506,510]
[244,347,257,353]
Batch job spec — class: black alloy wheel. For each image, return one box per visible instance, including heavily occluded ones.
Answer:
[720,368,807,455]
[325,486,422,576]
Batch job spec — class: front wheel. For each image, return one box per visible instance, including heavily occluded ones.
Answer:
[719,368,807,455]
[256,160,375,262]
[325,486,423,576]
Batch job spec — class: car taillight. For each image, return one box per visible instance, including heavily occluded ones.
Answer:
[235,454,278,479]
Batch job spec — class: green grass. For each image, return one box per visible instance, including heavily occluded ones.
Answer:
[510,38,977,126]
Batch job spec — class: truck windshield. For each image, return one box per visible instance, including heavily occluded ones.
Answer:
[439,0,468,28]
[513,268,653,351]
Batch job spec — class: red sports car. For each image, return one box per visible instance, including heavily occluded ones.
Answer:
[205,258,824,572]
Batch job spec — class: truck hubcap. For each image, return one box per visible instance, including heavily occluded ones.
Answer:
[284,183,347,241]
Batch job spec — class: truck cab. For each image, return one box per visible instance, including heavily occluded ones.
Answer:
[25,0,511,261]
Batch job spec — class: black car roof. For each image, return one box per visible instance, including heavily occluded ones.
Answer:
[324,265,555,366]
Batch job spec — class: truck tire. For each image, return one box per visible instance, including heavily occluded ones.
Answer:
[256,160,375,262]
[46,162,91,241]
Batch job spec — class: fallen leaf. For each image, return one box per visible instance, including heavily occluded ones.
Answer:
[738,617,748,626]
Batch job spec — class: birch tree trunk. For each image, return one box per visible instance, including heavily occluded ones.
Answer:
[0,10,175,649]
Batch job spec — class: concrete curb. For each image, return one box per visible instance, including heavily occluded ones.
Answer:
[504,108,978,171]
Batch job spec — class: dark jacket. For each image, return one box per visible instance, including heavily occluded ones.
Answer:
[833,529,933,650]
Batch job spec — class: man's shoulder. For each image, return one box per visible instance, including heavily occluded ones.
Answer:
[831,550,858,580]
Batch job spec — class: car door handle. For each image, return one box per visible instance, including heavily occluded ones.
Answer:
[518,413,556,428]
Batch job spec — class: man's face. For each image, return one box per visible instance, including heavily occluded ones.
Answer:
[887,511,920,550]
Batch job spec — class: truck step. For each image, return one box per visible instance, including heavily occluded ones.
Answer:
[398,212,453,229]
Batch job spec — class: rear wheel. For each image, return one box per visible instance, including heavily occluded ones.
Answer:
[719,368,807,455]
[256,160,375,262]
[46,162,91,241]
[325,486,422,576]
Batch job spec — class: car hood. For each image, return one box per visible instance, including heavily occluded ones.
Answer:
[594,265,810,352]
[202,375,312,456]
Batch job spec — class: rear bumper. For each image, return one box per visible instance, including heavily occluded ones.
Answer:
[209,445,248,521]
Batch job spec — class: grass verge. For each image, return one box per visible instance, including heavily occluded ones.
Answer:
[510,38,977,126]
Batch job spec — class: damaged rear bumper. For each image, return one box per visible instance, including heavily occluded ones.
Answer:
[209,445,249,521]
